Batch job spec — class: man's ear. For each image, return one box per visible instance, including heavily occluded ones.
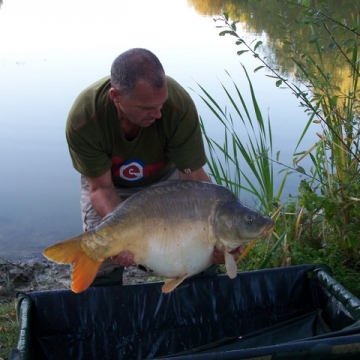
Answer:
[109,87,121,101]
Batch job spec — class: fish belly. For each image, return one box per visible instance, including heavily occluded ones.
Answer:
[128,221,214,278]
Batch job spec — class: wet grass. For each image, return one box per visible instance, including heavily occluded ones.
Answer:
[0,263,19,359]
[0,301,18,359]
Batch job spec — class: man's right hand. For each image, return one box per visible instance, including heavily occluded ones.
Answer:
[111,251,136,267]
[88,169,122,218]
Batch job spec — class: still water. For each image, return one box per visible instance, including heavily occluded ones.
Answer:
[0,0,350,260]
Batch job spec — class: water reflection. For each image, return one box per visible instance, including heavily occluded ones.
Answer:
[189,0,360,88]
[0,0,358,261]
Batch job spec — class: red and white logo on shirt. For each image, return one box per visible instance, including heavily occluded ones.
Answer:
[119,161,144,181]
[111,156,166,182]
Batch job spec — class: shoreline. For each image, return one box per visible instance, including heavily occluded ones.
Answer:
[0,258,151,302]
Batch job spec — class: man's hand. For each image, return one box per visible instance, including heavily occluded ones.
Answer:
[88,170,122,218]
[211,245,245,265]
[111,251,136,267]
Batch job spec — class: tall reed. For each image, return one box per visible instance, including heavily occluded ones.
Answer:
[196,65,288,213]
[211,1,360,250]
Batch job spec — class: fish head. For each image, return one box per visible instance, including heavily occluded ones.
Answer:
[214,200,274,250]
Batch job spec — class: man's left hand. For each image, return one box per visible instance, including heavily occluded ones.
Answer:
[211,245,245,265]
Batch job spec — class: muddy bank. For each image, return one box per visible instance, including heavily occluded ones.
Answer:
[0,259,151,302]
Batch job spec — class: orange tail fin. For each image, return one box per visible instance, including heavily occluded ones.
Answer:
[43,235,102,293]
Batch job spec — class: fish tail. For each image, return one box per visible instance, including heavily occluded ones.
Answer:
[43,235,102,293]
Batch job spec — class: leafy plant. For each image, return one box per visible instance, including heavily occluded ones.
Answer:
[212,1,360,252]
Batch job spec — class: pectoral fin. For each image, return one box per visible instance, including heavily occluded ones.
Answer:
[162,276,188,293]
[224,251,238,279]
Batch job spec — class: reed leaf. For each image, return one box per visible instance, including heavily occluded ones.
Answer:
[260,232,287,269]
[196,65,290,212]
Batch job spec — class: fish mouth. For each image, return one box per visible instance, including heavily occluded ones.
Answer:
[262,224,275,237]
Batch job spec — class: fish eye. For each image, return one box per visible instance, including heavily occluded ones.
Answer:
[246,215,254,224]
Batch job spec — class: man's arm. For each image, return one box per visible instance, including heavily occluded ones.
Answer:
[87,169,122,218]
[178,167,211,182]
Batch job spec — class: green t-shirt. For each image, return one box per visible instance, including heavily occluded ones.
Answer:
[66,76,207,188]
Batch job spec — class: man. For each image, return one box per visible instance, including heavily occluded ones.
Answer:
[66,48,237,285]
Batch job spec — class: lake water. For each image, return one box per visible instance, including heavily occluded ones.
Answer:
[0,0,350,260]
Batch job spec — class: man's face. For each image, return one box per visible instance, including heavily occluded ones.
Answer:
[113,79,168,127]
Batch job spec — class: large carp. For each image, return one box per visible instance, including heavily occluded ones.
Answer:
[43,181,274,293]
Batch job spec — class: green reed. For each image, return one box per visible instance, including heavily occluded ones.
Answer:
[212,1,360,252]
[196,65,288,213]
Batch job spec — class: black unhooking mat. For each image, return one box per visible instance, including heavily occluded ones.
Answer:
[13,264,360,359]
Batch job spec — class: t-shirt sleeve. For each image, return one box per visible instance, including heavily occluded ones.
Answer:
[66,125,112,178]
[65,101,112,178]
